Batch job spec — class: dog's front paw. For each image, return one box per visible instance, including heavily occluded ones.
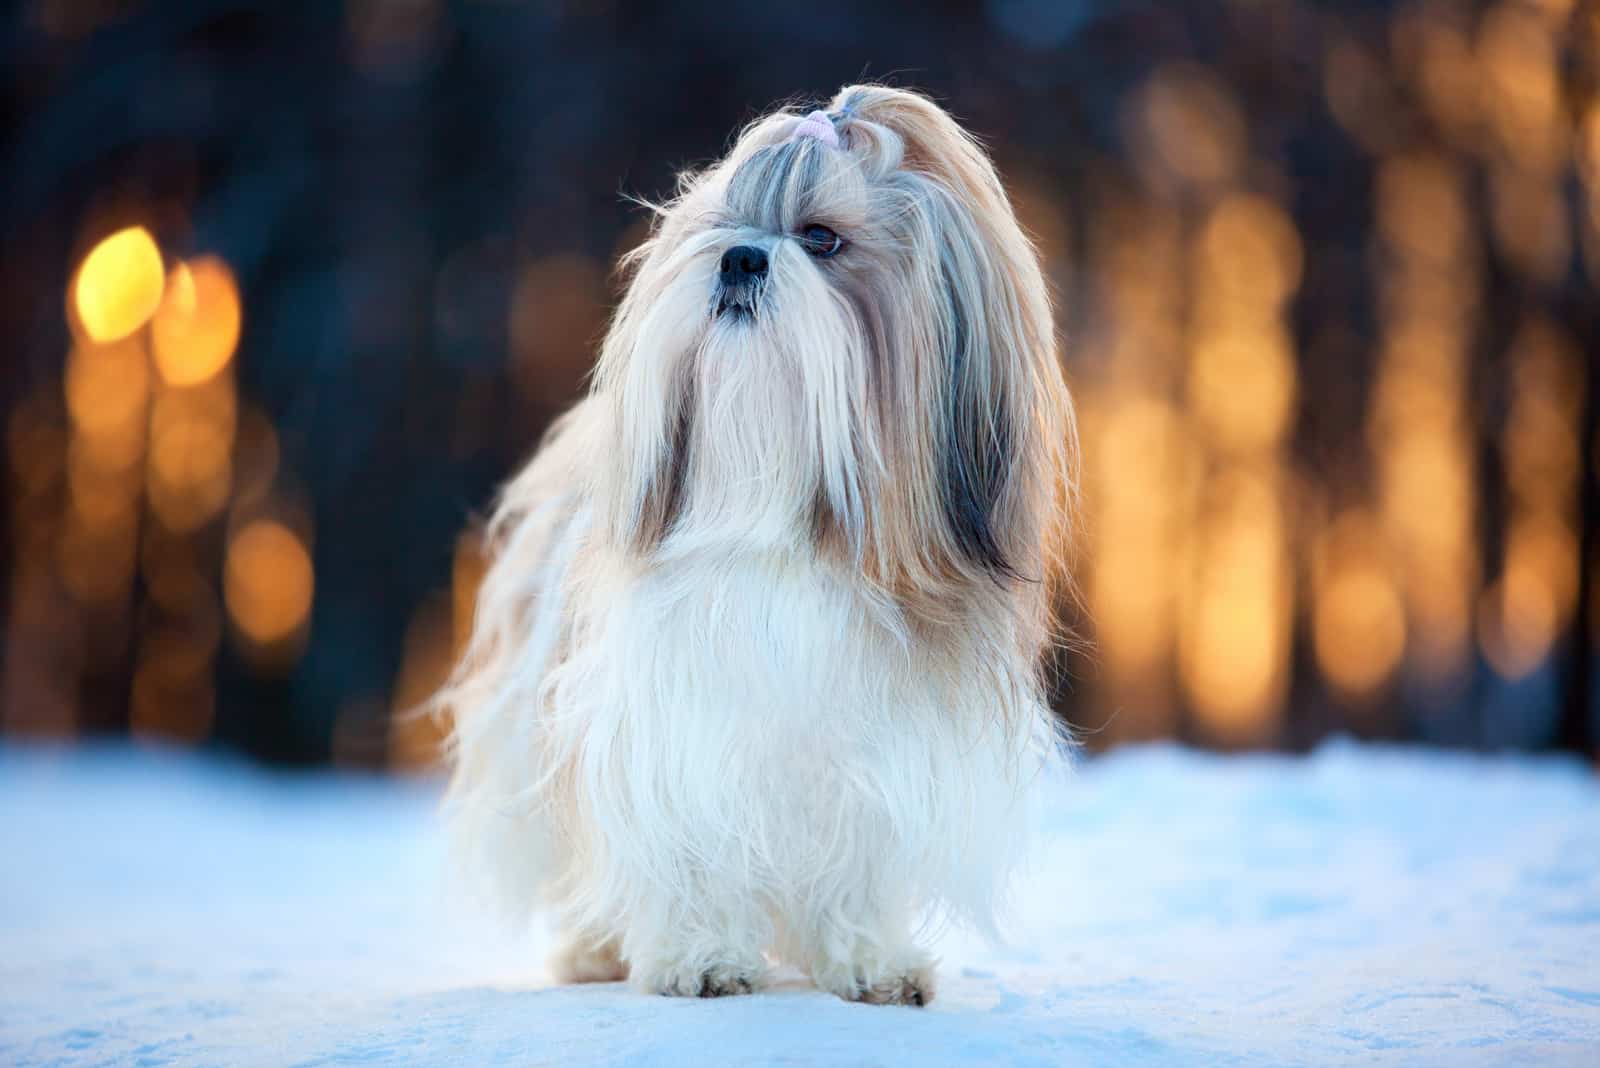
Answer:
[813,953,938,1007]
[635,959,766,999]
[855,966,937,1007]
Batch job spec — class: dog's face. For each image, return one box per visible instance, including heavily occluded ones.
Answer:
[592,86,1075,616]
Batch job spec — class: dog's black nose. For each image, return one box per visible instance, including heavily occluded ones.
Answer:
[720,245,768,283]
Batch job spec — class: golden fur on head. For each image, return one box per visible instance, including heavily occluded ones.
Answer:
[437,85,1077,1007]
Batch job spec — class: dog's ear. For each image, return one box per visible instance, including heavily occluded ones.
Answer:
[587,215,702,557]
[841,85,1070,585]
[610,366,694,556]
[926,188,1021,578]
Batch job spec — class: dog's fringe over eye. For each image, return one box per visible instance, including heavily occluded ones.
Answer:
[799,224,844,258]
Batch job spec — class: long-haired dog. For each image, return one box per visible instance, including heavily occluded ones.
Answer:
[437,85,1077,1006]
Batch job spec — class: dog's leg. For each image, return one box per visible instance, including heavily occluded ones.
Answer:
[548,930,628,984]
[622,896,770,998]
[794,887,938,1007]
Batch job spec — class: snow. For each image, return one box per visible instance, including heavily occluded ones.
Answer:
[2,740,1597,1067]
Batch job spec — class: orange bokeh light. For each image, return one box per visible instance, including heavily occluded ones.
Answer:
[151,257,242,387]
[64,335,150,442]
[224,520,314,645]
[1312,513,1406,699]
[1196,194,1303,316]
[1138,64,1246,188]
[1179,468,1290,742]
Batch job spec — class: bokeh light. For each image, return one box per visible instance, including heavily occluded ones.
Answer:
[1313,513,1406,700]
[72,227,164,343]
[151,258,242,388]
[1136,64,1245,190]
[1179,467,1291,743]
[64,335,149,443]
[224,520,314,647]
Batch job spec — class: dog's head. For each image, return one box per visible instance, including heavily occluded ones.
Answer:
[592,85,1076,618]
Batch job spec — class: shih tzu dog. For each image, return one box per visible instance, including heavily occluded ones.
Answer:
[438,85,1077,1006]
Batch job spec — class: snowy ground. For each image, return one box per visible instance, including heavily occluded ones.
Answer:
[2,741,1597,1067]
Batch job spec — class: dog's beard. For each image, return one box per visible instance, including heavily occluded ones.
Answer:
[628,239,876,558]
[711,275,762,322]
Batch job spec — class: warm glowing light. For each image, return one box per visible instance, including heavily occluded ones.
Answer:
[1377,154,1468,266]
[1479,563,1559,681]
[1383,433,1473,530]
[64,335,149,442]
[1078,196,1191,738]
[146,424,233,532]
[1093,199,1184,367]
[67,445,141,527]
[1376,420,1478,679]
[1313,513,1406,698]
[151,374,238,443]
[1490,169,1570,283]
[1480,317,1585,680]
[1138,64,1246,188]
[1317,570,1407,697]
[1196,195,1303,317]
[1187,327,1296,454]
[1093,396,1189,523]
[1088,397,1189,676]
[144,374,239,531]
[1510,514,1579,617]
[1416,21,1479,141]
[224,520,314,645]
[1179,468,1289,742]
[72,227,164,343]
[1478,2,1565,174]
[1505,409,1580,509]
[1371,147,1481,685]
[151,258,242,387]
[150,418,231,491]
[1578,104,1600,186]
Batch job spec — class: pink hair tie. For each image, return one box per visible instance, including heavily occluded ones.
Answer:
[787,110,840,149]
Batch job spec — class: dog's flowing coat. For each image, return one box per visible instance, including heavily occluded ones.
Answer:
[439,86,1077,1005]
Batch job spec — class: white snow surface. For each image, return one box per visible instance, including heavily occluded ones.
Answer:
[2,740,1597,1067]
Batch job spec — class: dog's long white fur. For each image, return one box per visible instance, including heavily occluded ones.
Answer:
[437,85,1077,1005]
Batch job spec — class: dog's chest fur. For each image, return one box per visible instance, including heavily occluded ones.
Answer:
[548,544,1017,898]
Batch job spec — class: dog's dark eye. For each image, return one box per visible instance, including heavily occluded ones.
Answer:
[799,224,844,258]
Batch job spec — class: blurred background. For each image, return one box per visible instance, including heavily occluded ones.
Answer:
[2,0,1597,769]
